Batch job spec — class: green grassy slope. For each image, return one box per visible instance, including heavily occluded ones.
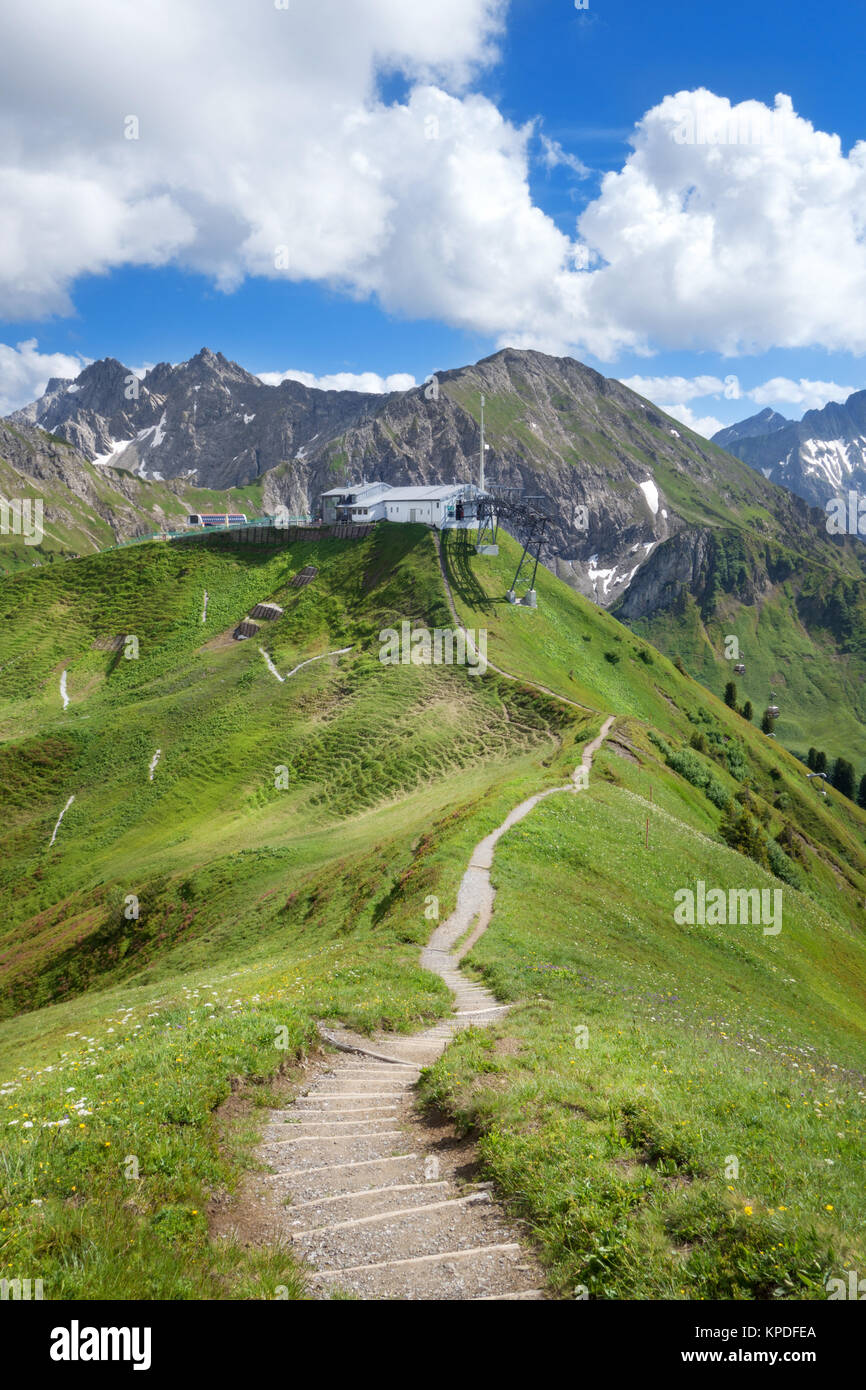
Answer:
[626,577,866,770]
[0,524,587,1297]
[1,522,864,1300]
[0,423,268,574]
[422,529,866,1297]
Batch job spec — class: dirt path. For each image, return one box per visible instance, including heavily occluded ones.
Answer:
[224,710,615,1300]
[423,716,614,968]
[259,645,354,684]
[284,646,354,680]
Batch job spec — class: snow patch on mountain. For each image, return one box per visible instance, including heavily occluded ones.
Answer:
[91,438,134,466]
[799,437,864,490]
[639,479,659,515]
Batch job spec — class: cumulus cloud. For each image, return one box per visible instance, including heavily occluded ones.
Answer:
[258,368,416,394]
[656,402,726,440]
[0,0,509,316]
[2,6,866,362]
[620,372,863,417]
[746,377,861,411]
[0,339,90,415]
[576,91,866,357]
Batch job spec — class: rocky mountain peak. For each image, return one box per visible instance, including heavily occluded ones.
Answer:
[715,389,866,506]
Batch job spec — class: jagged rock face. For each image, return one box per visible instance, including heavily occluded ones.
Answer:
[714,391,866,508]
[0,419,195,555]
[614,528,778,622]
[8,344,828,605]
[713,408,791,453]
[13,358,164,465]
[615,531,715,620]
[11,348,373,496]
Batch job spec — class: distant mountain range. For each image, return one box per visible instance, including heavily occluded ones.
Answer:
[712,391,866,508]
[5,345,831,604]
[6,345,866,765]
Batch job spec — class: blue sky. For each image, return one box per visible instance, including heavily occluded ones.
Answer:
[1,0,864,433]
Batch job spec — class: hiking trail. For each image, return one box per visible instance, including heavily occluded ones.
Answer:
[222,702,615,1299]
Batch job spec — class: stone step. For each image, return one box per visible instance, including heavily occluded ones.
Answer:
[290,1190,491,1241]
[281,1180,453,1231]
[265,1153,424,1202]
[296,1194,516,1269]
[264,1127,405,1146]
[263,1117,403,1135]
[310,1243,539,1301]
[273,1104,400,1116]
[300,1084,414,1095]
[260,1132,409,1170]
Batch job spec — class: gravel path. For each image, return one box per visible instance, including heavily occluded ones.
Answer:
[222,536,614,1298]
[231,705,614,1299]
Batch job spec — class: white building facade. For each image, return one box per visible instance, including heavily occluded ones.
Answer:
[320,482,481,530]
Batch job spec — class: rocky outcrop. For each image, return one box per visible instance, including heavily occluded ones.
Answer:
[12,348,376,492]
[0,419,206,562]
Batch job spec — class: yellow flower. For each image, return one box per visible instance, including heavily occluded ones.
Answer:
[744,1206,753,1216]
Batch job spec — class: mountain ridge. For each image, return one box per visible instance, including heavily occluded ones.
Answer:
[8,344,846,603]
[713,388,866,508]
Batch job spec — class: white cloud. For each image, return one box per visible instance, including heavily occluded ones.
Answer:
[619,372,862,417]
[656,402,725,440]
[539,135,591,178]
[575,91,866,357]
[619,374,727,402]
[0,339,89,415]
[746,377,860,411]
[258,368,416,394]
[0,0,510,317]
[2,7,866,364]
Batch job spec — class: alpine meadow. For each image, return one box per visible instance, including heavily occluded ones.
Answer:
[2,0,866,1353]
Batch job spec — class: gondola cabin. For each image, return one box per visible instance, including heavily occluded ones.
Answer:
[187,513,247,528]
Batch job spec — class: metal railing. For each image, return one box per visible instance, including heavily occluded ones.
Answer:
[110,517,314,548]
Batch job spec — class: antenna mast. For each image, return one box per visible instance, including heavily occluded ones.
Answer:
[480,393,485,494]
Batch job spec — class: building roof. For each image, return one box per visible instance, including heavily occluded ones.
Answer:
[320,482,388,498]
[323,482,478,503]
[379,484,477,502]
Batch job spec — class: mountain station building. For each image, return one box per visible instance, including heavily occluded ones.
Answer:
[320,482,482,529]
